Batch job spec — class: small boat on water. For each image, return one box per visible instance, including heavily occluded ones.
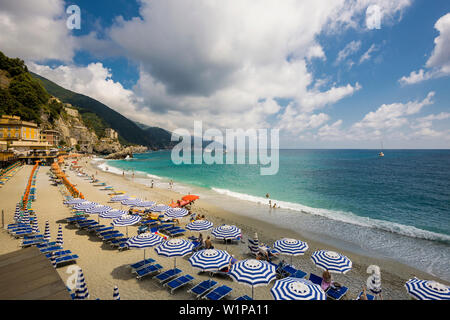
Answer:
[378,141,384,157]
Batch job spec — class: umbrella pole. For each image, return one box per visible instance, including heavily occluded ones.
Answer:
[252,285,254,300]
[174,257,176,269]
[144,249,146,260]
[126,226,128,238]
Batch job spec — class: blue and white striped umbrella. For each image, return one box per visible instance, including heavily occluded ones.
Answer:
[73,201,98,211]
[274,238,308,264]
[405,277,450,300]
[99,209,127,219]
[120,198,142,206]
[126,232,164,259]
[311,250,352,274]
[86,205,112,214]
[111,214,142,237]
[111,214,142,227]
[32,218,39,233]
[75,268,89,300]
[113,286,120,300]
[132,200,156,208]
[110,195,130,202]
[56,224,63,246]
[44,221,51,241]
[189,249,232,272]
[229,259,276,299]
[50,252,56,268]
[155,239,194,268]
[211,224,241,240]
[186,220,214,231]
[149,204,171,212]
[271,277,326,300]
[165,207,189,219]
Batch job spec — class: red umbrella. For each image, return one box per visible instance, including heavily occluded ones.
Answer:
[182,195,199,201]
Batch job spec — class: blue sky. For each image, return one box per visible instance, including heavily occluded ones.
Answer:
[1,0,449,148]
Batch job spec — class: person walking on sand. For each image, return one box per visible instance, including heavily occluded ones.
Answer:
[122,171,124,177]
[151,179,154,188]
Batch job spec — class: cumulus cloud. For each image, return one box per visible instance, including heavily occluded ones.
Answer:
[399,13,450,85]
[0,0,76,62]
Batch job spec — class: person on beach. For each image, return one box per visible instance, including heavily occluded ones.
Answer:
[321,270,333,291]
[269,199,272,207]
[122,171,124,176]
[359,286,368,300]
[220,255,237,273]
[204,236,214,249]
[151,180,154,188]
[273,203,277,209]
[170,180,173,189]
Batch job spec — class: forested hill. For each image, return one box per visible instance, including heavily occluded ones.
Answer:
[30,71,175,149]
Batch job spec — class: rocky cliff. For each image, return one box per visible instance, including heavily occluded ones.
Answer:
[104,145,148,159]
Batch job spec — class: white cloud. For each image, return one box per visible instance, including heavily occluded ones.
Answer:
[0,0,76,62]
[335,40,362,64]
[359,44,378,64]
[399,13,450,85]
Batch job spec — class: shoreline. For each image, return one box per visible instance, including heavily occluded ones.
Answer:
[86,157,449,299]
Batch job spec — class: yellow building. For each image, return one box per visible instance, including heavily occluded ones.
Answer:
[0,115,39,144]
[39,129,60,147]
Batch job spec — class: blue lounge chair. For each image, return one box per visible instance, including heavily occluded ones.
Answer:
[110,238,128,248]
[308,273,323,286]
[86,224,106,232]
[95,226,114,234]
[130,258,156,272]
[356,291,375,300]
[55,254,79,267]
[165,274,194,294]
[12,229,34,238]
[166,228,186,237]
[40,245,63,253]
[66,216,86,224]
[326,285,349,300]
[282,264,307,279]
[136,264,163,280]
[103,233,124,241]
[21,238,46,247]
[155,268,183,284]
[98,230,119,238]
[203,285,233,300]
[235,295,253,300]
[188,279,218,299]
[45,250,72,259]
[24,234,44,240]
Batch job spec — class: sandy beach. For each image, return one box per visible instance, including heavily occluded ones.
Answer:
[1,158,448,300]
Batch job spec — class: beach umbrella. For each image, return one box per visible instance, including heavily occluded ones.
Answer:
[50,252,56,268]
[165,207,189,219]
[405,278,450,300]
[99,209,127,219]
[182,195,199,201]
[111,214,142,237]
[155,239,194,268]
[149,204,171,212]
[311,250,352,274]
[113,286,120,300]
[271,277,326,300]
[211,224,241,250]
[44,221,51,241]
[86,205,112,214]
[126,232,164,260]
[366,265,382,296]
[120,198,142,206]
[248,232,259,256]
[56,224,63,246]
[189,249,232,272]
[73,201,98,212]
[274,238,309,265]
[186,220,213,231]
[64,198,86,205]
[32,218,40,233]
[132,200,156,208]
[74,268,89,300]
[229,259,276,299]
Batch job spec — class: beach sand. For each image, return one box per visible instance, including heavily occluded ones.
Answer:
[1,159,448,300]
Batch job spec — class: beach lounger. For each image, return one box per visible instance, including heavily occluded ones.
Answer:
[165,274,194,294]
[66,216,86,224]
[203,285,233,300]
[54,254,79,267]
[326,285,349,300]
[235,295,253,300]
[103,233,124,242]
[281,265,307,279]
[136,264,163,280]
[355,291,375,300]
[130,258,156,272]
[308,273,323,286]
[86,224,106,232]
[21,238,46,247]
[156,268,183,284]
[37,241,57,249]
[40,245,63,254]
[110,238,128,248]
[95,226,114,234]
[166,228,186,237]
[98,230,119,238]
[12,229,34,238]
[187,279,218,299]
[45,250,72,259]
[24,234,44,240]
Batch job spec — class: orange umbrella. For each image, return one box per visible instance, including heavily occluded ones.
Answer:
[182,195,199,201]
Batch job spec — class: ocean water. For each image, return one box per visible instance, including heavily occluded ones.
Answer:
[97,149,450,281]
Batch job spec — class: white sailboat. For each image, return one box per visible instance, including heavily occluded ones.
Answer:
[378,141,384,157]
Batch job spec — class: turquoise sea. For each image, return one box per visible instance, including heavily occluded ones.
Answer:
[97,149,450,281]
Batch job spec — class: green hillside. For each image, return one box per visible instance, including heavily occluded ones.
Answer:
[0,51,63,124]
[31,72,174,149]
